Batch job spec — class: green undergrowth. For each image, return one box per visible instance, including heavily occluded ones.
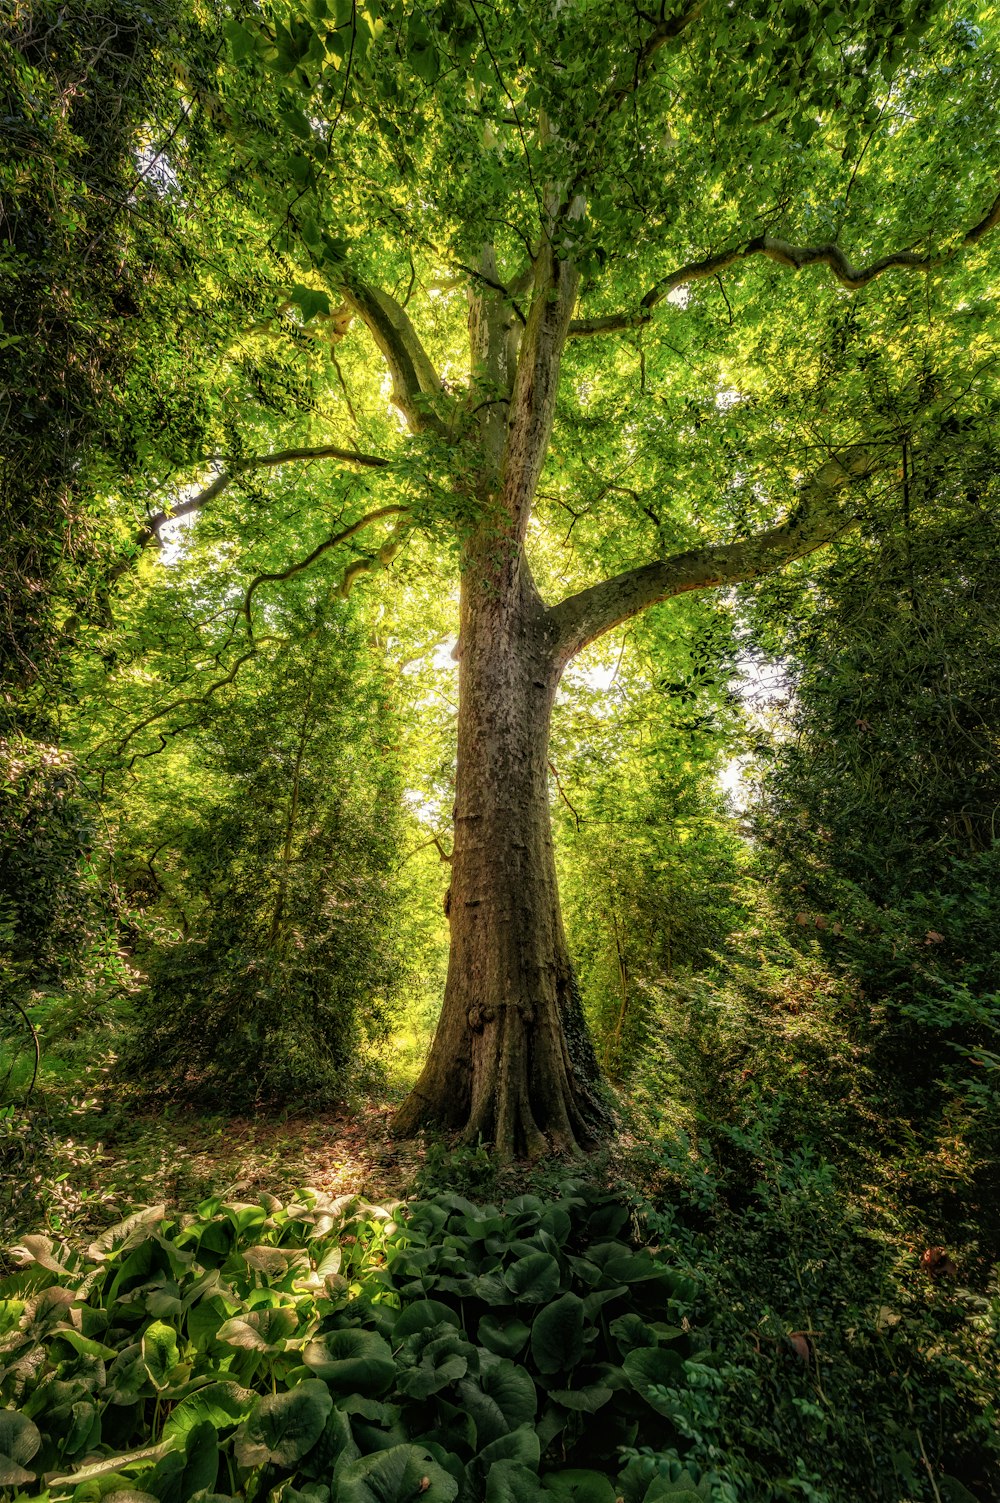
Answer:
[0,1185,728,1503]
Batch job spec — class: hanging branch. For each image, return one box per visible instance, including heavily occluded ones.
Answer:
[1,994,40,1101]
[112,442,392,579]
[242,504,410,639]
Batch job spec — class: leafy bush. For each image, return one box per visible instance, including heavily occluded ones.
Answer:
[0,1186,729,1503]
[748,448,1000,1121]
[626,1129,1000,1503]
[610,931,1000,1503]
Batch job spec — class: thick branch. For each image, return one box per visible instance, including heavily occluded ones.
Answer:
[547,447,878,661]
[334,515,412,599]
[568,186,1000,337]
[501,246,580,537]
[340,273,447,436]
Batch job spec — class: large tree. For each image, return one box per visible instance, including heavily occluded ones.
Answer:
[103,0,999,1155]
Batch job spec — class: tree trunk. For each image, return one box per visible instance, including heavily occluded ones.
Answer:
[393,534,607,1159]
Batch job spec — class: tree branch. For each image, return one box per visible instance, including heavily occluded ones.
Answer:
[243,504,411,638]
[592,1,704,125]
[501,245,580,537]
[547,446,879,661]
[120,443,391,571]
[96,648,259,760]
[568,185,1000,337]
[339,272,448,436]
[333,514,413,600]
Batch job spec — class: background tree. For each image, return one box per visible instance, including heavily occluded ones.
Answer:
[552,605,744,1078]
[118,594,404,1109]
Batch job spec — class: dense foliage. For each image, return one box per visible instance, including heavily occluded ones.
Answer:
[1,0,181,710]
[120,602,404,1109]
[747,425,1000,1219]
[1,1188,724,1503]
[3,1178,997,1503]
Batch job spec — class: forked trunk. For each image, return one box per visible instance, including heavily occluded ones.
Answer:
[393,543,607,1158]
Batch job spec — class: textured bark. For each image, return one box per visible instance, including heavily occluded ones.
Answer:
[392,240,609,1158]
[393,534,606,1158]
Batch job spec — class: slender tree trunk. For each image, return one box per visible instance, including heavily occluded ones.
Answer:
[394,532,606,1158]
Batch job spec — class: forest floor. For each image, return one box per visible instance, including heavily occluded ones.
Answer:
[3,1026,581,1242]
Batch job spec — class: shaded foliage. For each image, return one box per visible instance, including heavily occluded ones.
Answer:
[0,0,182,710]
[0,1187,728,1503]
[746,428,1000,1220]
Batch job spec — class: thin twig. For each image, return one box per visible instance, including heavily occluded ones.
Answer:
[548,759,582,831]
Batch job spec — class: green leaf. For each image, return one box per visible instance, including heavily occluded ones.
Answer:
[939,1478,984,1503]
[621,1348,686,1416]
[335,1443,458,1503]
[302,1404,356,1477]
[643,1474,707,1502]
[234,1380,333,1469]
[393,1300,461,1340]
[0,1409,41,1487]
[546,1384,614,1414]
[478,1314,530,1358]
[530,1294,585,1374]
[608,1315,658,1354]
[187,1297,231,1351]
[397,1348,467,1400]
[141,1321,180,1390]
[280,107,314,141]
[485,1461,547,1503]
[303,1328,395,1394]
[582,1203,629,1240]
[458,1359,537,1448]
[62,1399,101,1458]
[504,1196,545,1218]
[543,1471,617,1503]
[503,1254,561,1304]
[473,1271,513,1307]
[217,1305,298,1353]
[51,1327,118,1361]
[289,284,333,323]
[48,1442,176,1490]
[104,1345,152,1406]
[163,1382,255,1441]
[467,1424,541,1497]
[88,1207,167,1262]
[143,1422,219,1503]
[225,19,257,61]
